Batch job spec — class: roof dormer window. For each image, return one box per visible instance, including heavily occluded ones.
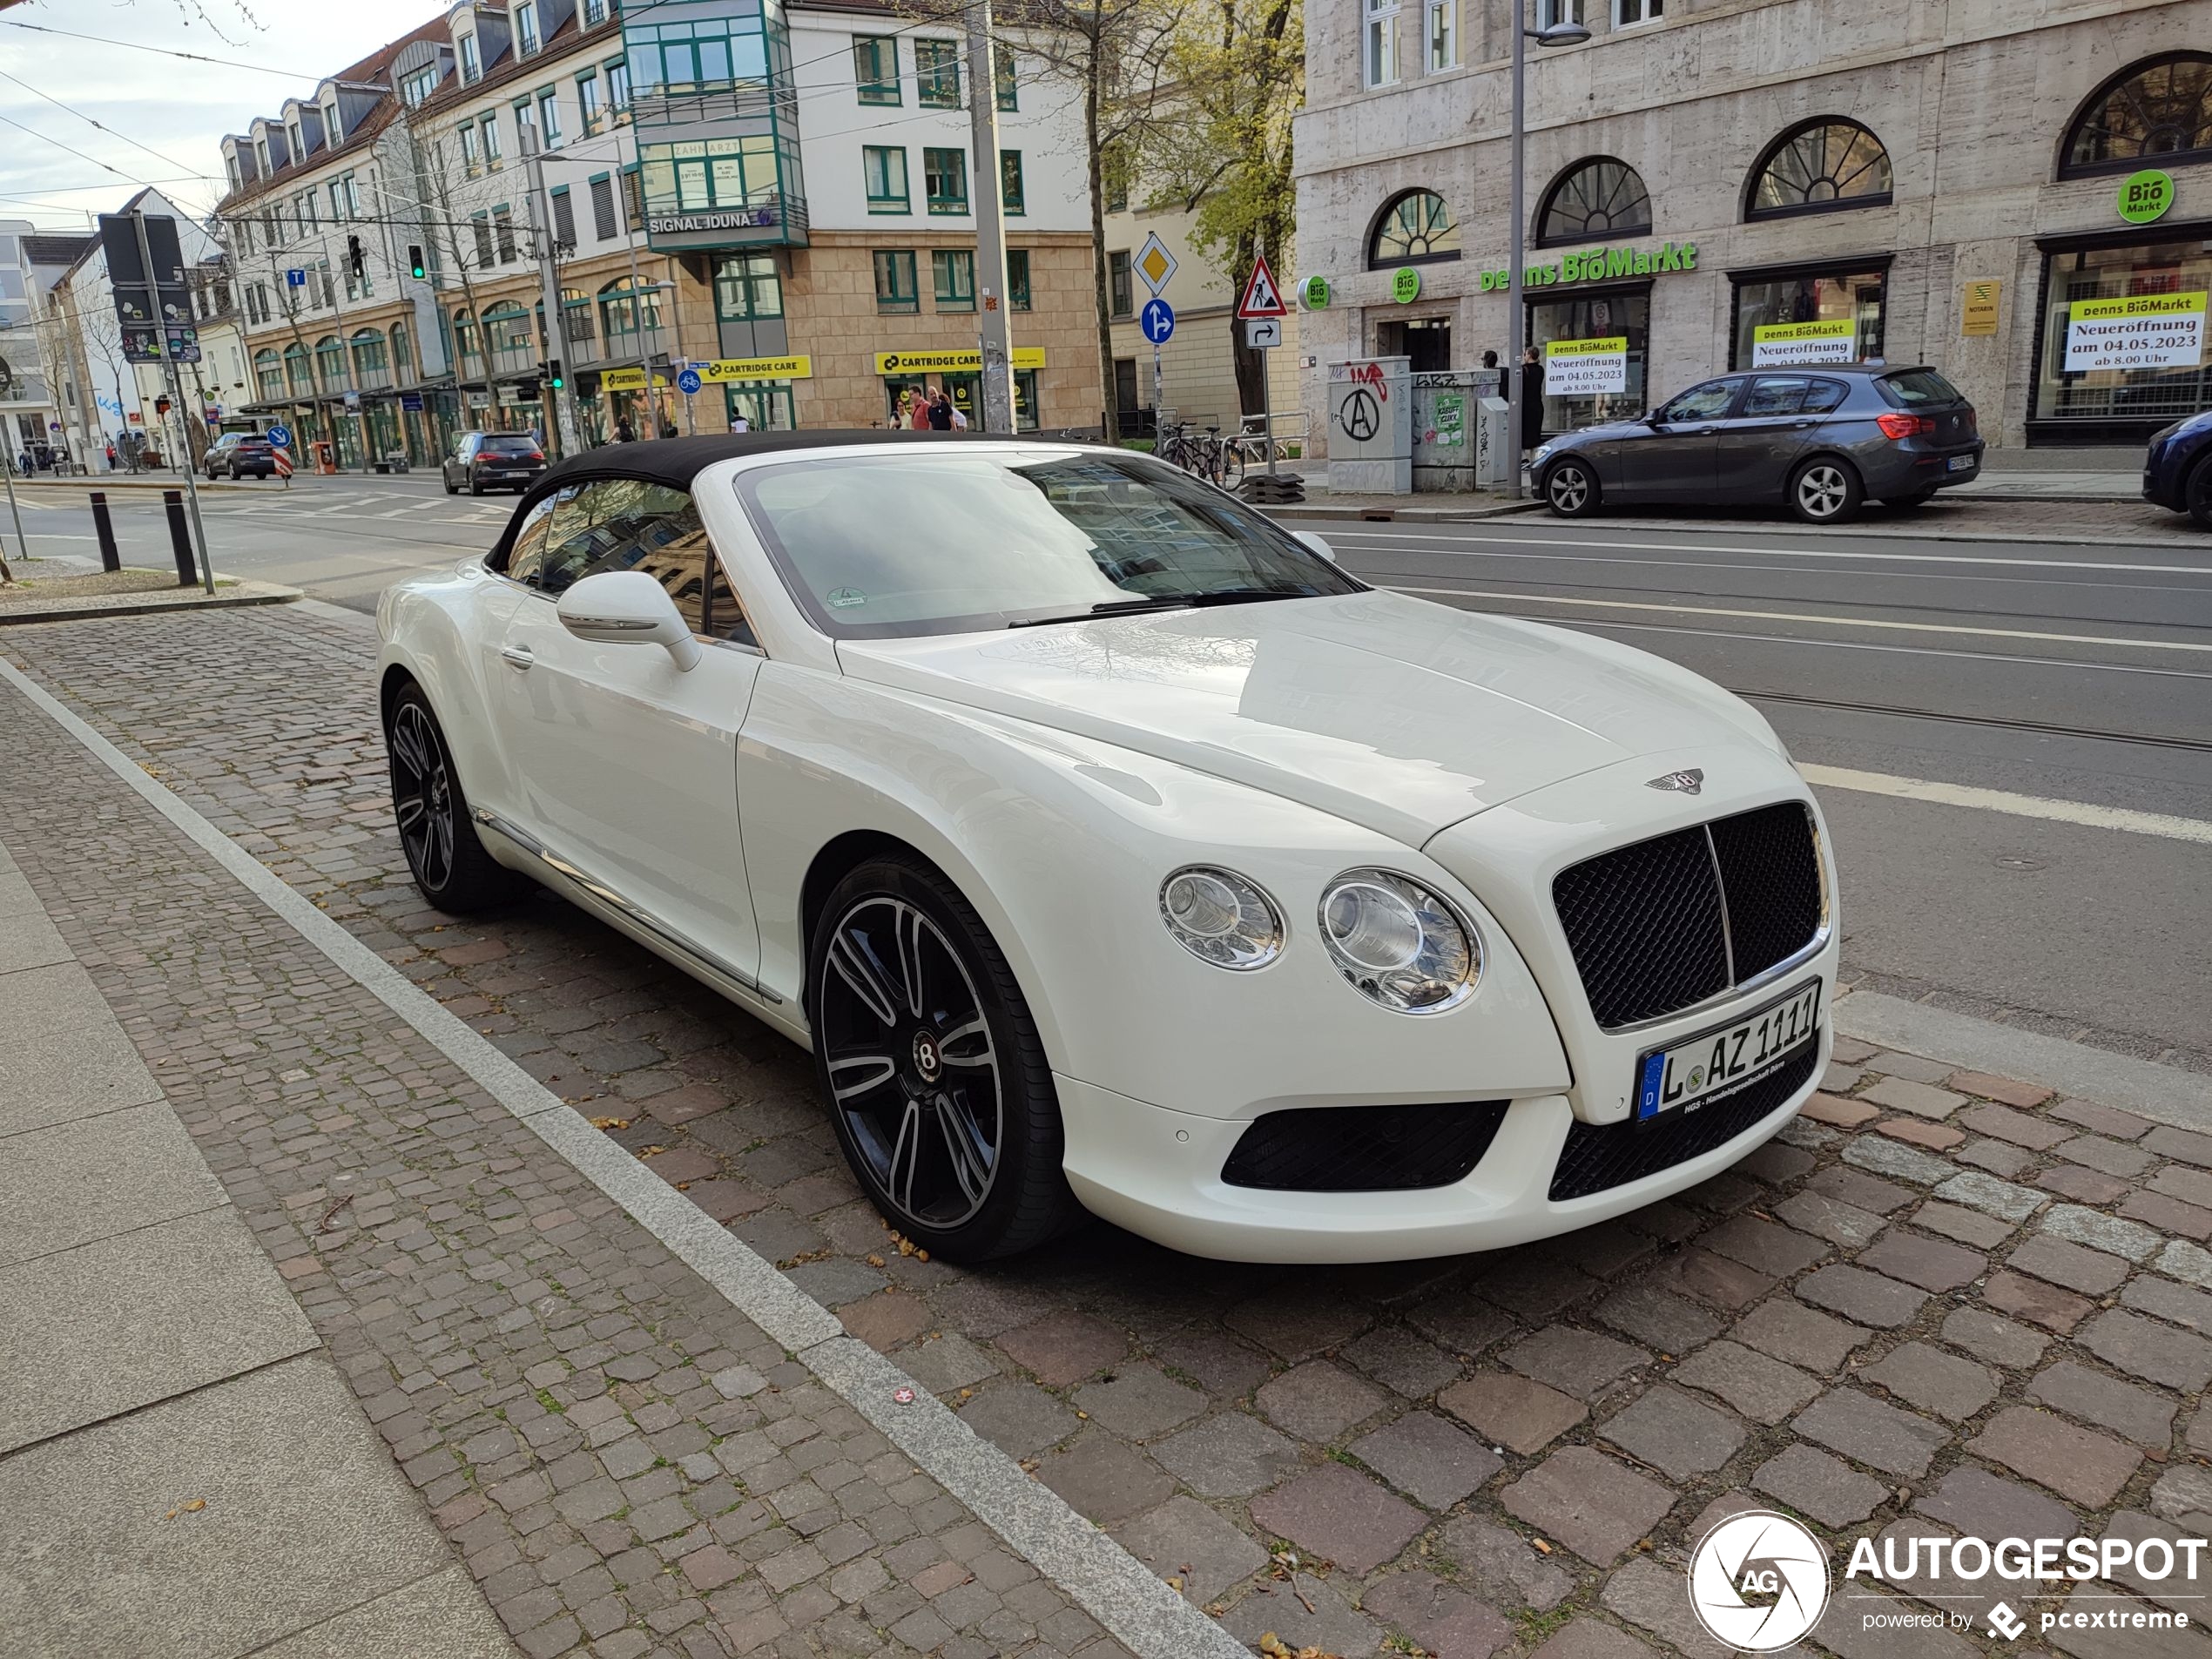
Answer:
[460,33,482,84]
[256,138,271,174]
[516,3,540,56]
[289,122,305,161]
[326,101,343,143]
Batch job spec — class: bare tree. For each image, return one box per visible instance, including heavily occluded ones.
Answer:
[383,112,498,435]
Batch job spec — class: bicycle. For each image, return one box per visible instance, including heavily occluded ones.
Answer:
[1159,421,1238,489]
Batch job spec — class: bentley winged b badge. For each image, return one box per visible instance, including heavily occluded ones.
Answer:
[1646,768,1705,795]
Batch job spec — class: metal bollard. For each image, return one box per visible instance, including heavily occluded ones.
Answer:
[89,490,122,572]
[162,489,197,587]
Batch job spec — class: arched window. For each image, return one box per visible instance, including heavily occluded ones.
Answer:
[1536,158,1652,247]
[481,303,532,357]
[254,348,284,402]
[560,286,594,345]
[451,308,480,369]
[598,276,663,339]
[1746,119,1892,219]
[1366,190,1460,268]
[350,328,388,378]
[2060,52,2212,176]
[389,319,413,380]
[283,343,312,395]
[314,334,347,390]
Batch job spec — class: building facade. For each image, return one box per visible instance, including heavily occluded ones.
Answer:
[209,0,1101,469]
[1292,0,2212,457]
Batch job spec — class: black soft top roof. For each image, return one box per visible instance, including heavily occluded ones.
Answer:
[537,429,982,492]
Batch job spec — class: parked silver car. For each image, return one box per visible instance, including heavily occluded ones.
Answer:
[1533,364,1984,524]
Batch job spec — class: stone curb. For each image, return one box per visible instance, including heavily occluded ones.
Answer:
[1833,988,2212,1132]
[1270,499,1546,522]
[0,580,302,625]
[0,650,1250,1659]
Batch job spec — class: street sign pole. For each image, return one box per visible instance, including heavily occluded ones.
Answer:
[1233,257,1292,499]
[1,446,26,582]
[132,211,214,596]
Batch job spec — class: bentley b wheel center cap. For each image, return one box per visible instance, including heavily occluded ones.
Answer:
[911,1030,943,1082]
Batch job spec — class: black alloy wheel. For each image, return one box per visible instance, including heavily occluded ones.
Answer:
[810,857,1079,1259]
[384,684,529,913]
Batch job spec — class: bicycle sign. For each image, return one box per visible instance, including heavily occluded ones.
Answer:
[1140,299,1176,345]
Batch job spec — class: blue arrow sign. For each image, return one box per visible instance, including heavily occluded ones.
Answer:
[676,368,703,395]
[265,423,292,448]
[1140,298,1176,345]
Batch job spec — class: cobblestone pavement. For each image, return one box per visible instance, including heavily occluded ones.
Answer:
[8,607,2212,1659]
[0,640,1130,1659]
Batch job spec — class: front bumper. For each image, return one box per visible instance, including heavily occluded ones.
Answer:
[1058,1015,1830,1264]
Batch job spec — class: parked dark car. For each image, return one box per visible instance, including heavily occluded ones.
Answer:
[2143,409,2212,529]
[1533,364,1985,524]
[443,432,546,496]
[204,433,277,480]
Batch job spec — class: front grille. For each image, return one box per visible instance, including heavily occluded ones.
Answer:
[1222,1101,1511,1192]
[1548,1042,1817,1201]
[1554,801,1823,1029]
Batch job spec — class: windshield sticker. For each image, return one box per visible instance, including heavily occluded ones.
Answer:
[826,588,868,609]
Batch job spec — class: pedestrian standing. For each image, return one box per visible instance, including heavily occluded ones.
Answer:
[105,437,118,470]
[1481,349,1499,370]
[730,410,750,434]
[927,392,954,431]
[948,401,968,431]
[614,417,636,443]
[909,391,932,432]
[1520,347,1545,458]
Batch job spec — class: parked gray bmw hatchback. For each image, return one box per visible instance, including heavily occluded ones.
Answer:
[1533,364,1984,524]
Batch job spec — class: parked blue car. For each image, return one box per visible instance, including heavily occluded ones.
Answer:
[2144,409,2212,529]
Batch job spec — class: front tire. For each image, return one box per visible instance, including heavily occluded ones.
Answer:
[2187,455,2212,530]
[1545,458,1600,518]
[808,855,1080,1261]
[384,683,530,914]
[1791,457,1862,524]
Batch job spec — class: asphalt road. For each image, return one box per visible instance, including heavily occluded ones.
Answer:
[9,475,2209,1070]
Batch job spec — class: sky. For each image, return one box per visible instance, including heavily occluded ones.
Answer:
[0,0,442,233]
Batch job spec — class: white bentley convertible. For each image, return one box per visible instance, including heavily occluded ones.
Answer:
[377,434,1838,1263]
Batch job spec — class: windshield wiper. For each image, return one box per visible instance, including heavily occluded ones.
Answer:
[1007,589,1300,629]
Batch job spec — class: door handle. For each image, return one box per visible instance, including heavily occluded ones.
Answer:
[1793,420,1815,429]
[501,645,535,669]
[1696,426,1719,435]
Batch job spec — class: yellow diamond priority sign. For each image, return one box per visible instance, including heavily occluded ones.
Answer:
[1135,233,1177,297]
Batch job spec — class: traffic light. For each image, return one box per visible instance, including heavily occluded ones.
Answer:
[407,243,427,280]
[547,357,564,392]
[346,233,365,278]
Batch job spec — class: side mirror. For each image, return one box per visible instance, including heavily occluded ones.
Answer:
[1291,529,1338,563]
[556,570,701,670]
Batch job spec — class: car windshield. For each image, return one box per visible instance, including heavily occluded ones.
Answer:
[1877,369,1963,408]
[735,449,1364,638]
[482,435,539,454]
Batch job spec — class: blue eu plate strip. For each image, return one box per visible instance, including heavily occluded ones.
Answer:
[1637,1052,1666,1121]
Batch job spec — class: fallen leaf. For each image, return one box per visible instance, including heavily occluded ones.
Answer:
[589,1116,631,1131]
[1166,1575,1183,1591]
[637,1145,667,1157]
[866,1254,886,1268]
[183,1499,206,1512]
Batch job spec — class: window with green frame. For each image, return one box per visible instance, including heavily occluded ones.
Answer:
[641,136,781,217]
[924,146,968,213]
[629,17,769,93]
[914,40,961,107]
[715,253,784,320]
[1006,248,1031,310]
[995,43,1017,111]
[853,36,899,104]
[933,249,976,310]
[1001,151,1024,214]
[863,145,909,212]
[873,249,919,313]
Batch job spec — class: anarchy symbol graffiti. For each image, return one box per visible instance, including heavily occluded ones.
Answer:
[1339,387,1380,442]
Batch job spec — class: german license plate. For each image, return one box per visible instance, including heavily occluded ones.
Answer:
[1635,980,1822,1122]
[1946,455,1976,472]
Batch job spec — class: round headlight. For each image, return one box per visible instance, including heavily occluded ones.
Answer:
[1318,869,1480,1014]
[1160,867,1285,970]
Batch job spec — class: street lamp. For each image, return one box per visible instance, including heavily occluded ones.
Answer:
[1507,10,1591,498]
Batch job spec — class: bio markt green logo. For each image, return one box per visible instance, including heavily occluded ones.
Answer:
[1299,274,1332,309]
[1392,267,1422,303]
[2118,169,2174,225]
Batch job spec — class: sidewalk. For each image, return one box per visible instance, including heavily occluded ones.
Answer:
[0,831,514,1657]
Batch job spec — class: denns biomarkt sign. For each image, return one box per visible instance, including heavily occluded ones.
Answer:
[1477,240,1699,292]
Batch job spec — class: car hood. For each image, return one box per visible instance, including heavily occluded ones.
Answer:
[1548,419,1644,447]
[835,590,1784,846]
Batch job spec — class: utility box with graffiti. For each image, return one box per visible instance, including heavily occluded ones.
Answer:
[1411,369,1503,493]
[1325,357,1412,495]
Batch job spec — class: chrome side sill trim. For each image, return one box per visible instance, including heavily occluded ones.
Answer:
[474,808,783,1004]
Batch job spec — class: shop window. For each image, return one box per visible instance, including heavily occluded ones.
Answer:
[1007,248,1032,310]
[1536,158,1650,247]
[2033,232,2212,432]
[1527,289,1649,435]
[1364,0,1399,87]
[925,147,968,214]
[1001,151,1025,215]
[1746,119,1892,219]
[1015,368,1040,430]
[854,37,900,105]
[716,253,784,320]
[915,40,961,108]
[599,277,662,341]
[2060,53,2212,177]
[1367,189,1460,268]
[934,249,976,311]
[874,249,920,314]
[865,145,910,212]
[1730,268,1885,369]
[1109,249,1133,318]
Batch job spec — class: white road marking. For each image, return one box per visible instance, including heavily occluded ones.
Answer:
[1802,764,2212,846]
[1327,527,2212,577]
[1545,614,2212,679]
[1386,583,2212,653]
